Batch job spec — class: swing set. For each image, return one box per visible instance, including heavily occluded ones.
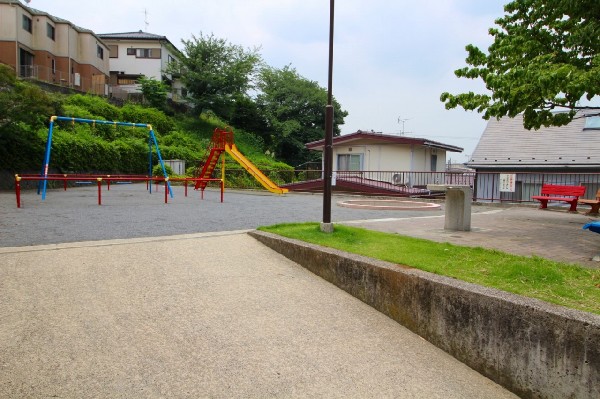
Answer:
[13,115,229,208]
[37,116,173,200]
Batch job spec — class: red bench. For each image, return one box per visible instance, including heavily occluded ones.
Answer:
[531,184,586,212]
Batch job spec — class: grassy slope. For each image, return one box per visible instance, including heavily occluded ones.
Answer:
[259,222,600,315]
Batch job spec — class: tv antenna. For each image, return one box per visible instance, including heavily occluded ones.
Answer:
[397,116,411,135]
[144,9,150,32]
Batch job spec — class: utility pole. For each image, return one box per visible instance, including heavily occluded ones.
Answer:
[321,0,335,233]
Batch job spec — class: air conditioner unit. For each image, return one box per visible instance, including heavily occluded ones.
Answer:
[392,173,405,185]
[431,148,438,155]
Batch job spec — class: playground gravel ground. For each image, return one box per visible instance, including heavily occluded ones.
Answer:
[0,183,453,247]
[1,184,599,269]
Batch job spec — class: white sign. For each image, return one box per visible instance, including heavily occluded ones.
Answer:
[499,174,516,192]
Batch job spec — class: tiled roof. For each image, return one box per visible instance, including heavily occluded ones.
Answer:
[467,111,600,169]
[97,31,168,40]
[306,130,463,153]
[97,31,181,54]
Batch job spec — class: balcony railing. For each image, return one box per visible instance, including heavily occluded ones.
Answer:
[19,64,106,95]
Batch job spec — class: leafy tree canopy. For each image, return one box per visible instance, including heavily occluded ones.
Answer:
[256,65,348,166]
[173,33,262,119]
[138,76,169,111]
[441,0,600,129]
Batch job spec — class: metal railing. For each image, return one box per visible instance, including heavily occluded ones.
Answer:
[19,64,106,95]
[472,171,600,203]
[280,169,600,203]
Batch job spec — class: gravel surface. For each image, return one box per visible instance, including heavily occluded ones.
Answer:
[1,184,453,247]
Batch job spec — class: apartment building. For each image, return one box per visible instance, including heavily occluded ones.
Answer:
[0,0,109,94]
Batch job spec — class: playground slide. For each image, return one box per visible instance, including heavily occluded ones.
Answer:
[225,144,288,194]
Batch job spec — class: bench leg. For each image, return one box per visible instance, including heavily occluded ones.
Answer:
[537,200,548,209]
[588,203,600,215]
[568,201,578,212]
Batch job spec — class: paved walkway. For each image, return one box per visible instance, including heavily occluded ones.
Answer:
[0,232,517,398]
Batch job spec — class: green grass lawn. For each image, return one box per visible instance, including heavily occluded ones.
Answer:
[258,223,600,315]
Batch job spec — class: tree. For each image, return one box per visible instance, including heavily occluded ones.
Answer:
[441,0,600,130]
[256,65,348,167]
[173,33,262,119]
[138,76,168,110]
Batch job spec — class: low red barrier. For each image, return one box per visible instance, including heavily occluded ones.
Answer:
[13,174,224,208]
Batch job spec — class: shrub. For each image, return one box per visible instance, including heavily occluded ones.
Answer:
[152,163,174,177]
[65,94,121,121]
[121,104,174,134]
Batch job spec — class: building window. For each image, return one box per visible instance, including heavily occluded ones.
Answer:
[108,45,118,58]
[117,77,139,85]
[168,54,175,64]
[138,49,150,58]
[22,15,32,33]
[97,45,104,59]
[338,154,362,171]
[584,116,600,130]
[47,23,55,40]
[19,48,34,77]
[127,48,136,55]
[51,59,56,74]
[138,48,162,59]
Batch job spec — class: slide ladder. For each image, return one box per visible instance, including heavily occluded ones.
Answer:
[194,147,223,190]
[195,128,288,194]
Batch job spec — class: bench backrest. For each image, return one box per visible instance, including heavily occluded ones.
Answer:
[540,184,586,197]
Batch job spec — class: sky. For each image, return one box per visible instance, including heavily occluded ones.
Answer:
[27,0,509,161]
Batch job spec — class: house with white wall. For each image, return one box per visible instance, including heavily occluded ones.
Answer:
[304,130,463,191]
[97,31,185,102]
[0,0,109,94]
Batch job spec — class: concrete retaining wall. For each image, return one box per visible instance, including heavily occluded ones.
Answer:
[249,230,600,399]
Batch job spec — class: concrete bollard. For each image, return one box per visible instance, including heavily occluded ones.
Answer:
[428,185,472,231]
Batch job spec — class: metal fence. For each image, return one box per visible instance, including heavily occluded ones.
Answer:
[272,169,600,202]
[472,171,600,203]
[19,64,106,95]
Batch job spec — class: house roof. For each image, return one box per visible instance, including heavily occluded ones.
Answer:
[98,31,168,41]
[305,130,464,153]
[467,111,600,169]
[97,31,181,55]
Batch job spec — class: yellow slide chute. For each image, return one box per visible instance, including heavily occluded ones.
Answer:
[225,144,288,194]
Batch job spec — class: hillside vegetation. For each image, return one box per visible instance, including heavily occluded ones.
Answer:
[0,64,293,189]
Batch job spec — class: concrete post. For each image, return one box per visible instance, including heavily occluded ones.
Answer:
[428,185,472,231]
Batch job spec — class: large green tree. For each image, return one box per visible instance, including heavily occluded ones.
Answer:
[174,33,262,119]
[441,0,600,129]
[256,65,348,167]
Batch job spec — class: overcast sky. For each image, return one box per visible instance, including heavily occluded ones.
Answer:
[28,0,509,160]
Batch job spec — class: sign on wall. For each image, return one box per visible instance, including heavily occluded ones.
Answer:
[499,173,516,192]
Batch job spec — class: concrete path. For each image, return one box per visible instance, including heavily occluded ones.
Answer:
[0,231,516,398]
